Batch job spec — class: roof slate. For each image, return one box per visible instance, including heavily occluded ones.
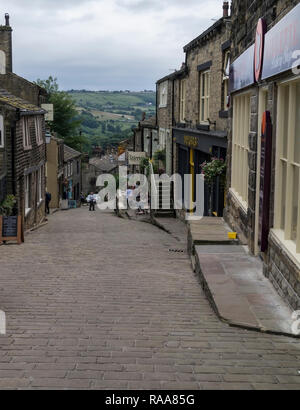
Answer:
[64,144,82,162]
[0,88,45,114]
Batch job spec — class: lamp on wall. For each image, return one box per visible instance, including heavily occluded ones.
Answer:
[45,131,52,144]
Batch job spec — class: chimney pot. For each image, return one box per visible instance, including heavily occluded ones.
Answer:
[5,13,10,26]
[223,1,229,18]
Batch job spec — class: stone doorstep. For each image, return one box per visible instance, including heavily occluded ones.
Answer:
[194,245,299,338]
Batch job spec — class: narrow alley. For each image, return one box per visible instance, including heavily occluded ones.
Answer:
[0,209,299,390]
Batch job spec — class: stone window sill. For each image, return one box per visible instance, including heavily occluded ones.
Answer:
[270,229,300,270]
[229,187,248,215]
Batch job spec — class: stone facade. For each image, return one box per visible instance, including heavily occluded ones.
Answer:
[225,0,300,310]
[64,145,82,203]
[46,136,64,209]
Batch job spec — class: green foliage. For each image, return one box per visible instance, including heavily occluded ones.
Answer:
[153,149,166,163]
[201,158,226,186]
[0,195,17,216]
[66,90,156,153]
[35,76,59,94]
[139,157,150,176]
[36,76,84,151]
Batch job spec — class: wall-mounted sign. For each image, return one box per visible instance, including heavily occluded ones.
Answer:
[183,135,198,148]
[0,215,22,244]
[259,111,273,252]
[128,152,146,166]
[254,18,267,82]
[230,3,300,92]
[229,45,255,93]
[41,104,54,122]
[262,3,300,80]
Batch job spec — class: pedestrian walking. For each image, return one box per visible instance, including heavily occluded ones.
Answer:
[87,192,97,211]
[45,191,51,215]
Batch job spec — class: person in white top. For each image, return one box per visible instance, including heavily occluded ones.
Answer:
[87,192,97,211]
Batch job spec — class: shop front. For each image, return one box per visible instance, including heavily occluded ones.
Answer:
[174,128,227,217]
[227,2,300,309]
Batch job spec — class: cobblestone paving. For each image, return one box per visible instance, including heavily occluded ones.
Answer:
[0,208,300,390]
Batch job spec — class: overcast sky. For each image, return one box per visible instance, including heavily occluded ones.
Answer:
[2,0,224,91]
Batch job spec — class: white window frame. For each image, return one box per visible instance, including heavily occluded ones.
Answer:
[180,79,186,123]
[159,81,168,108]
[223,50,230,111]
[230,91,251,211]
[0,115,4,148]
[25,174,31,215]
[199,70,211,124]
[37,167,43,205]
[273,78,300,260]
[35,116,43,146]
[68,162,71,177]
[159,128,166,150]
[22,117,31,150]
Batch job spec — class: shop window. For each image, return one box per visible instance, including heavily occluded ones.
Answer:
[0,115,4,148]
[230,92,251,209]
[199,71,210,123]
[159,81,168,107]
[180,79,186,123]
[223,50,230,111]
[22,117,31,149]
[274,79,300,255]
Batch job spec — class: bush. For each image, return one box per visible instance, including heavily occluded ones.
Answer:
[0,195,17,216]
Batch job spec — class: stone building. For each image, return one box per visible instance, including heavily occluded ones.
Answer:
[0,15,47,106]
[0,14,48,233]
[156,68,186,176]
[131,115,157,173]
[225,0,300,309]
[63,145,82,204]
[46,136,64,209]
[0,88,46,231]
[173,2,231,217]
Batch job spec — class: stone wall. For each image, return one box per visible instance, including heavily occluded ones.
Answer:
[0,73,47,106]
[183,19,230,131]
[15,115,46,230]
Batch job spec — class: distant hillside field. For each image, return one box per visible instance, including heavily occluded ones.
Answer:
[68,90,156,153]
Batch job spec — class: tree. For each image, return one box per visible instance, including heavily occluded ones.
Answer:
[35,77,84,151]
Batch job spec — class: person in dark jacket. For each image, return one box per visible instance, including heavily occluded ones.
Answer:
[45,192,51,214]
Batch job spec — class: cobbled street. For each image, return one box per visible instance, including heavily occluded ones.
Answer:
[0,208,300,390]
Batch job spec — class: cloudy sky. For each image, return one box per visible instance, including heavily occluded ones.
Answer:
[3,0,224,91]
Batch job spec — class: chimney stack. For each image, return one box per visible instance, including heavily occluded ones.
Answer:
[0,13,13,73]
[223,1,229,18]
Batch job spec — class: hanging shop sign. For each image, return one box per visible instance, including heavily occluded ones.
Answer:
[254,18,267,82]
[128,152,146,166]
[259,111,273,252]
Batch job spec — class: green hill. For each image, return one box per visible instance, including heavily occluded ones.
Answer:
[67,90,156,152]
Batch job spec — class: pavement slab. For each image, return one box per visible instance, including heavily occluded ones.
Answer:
[194,245,296,336]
